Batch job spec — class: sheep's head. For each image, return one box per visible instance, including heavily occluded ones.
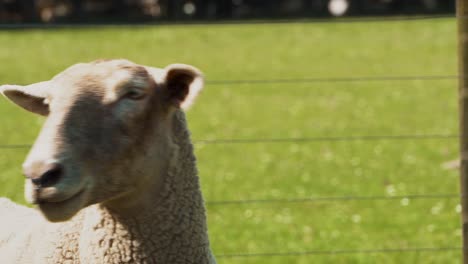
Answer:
[0,59,203,222]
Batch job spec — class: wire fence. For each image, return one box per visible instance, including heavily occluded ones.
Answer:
[195,134,458,145]
[206,74,460,86]
[0,74,461,259]
[216,246,462,259]
[198,15,464,259]
[0,72,460,149]
[0,133,457,149]
[0,14,464,261]
[0,14,462,30]
[206,193,460,206]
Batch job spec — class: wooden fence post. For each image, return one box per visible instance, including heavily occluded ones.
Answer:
[459,0,468,263]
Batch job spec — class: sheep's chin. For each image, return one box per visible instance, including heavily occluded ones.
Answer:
[38,189,87,222]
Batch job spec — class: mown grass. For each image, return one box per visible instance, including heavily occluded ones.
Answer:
[0,18,461,263]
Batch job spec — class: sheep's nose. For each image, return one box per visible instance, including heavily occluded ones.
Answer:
[23,162,64,188]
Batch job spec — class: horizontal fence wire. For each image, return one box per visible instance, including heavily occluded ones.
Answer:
[207,14,468,25]
[0,134,458,149]
[206,193,460,206]
[194,134,458,145]
[216,246,462,259]
[206,74,460,86]
[0,144,31,149]
[0,14,463,30]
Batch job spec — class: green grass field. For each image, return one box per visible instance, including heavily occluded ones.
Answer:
[0,19,461,263]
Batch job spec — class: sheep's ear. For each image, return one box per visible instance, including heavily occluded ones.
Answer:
[0,81,50,116]
[162,64,204,110]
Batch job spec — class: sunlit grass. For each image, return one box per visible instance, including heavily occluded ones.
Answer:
[0,18,460,263]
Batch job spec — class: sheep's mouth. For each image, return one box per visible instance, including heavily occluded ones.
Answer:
[37,188,87,222]
[38,188,85,205]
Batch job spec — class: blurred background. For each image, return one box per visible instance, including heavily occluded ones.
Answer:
[0,0,457,24]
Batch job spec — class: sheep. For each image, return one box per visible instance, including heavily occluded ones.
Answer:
[0,59,216,264]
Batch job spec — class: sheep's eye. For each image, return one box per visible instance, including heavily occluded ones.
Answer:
[124,90,146,100]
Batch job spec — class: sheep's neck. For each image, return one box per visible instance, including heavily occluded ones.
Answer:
[79,111,212,263]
